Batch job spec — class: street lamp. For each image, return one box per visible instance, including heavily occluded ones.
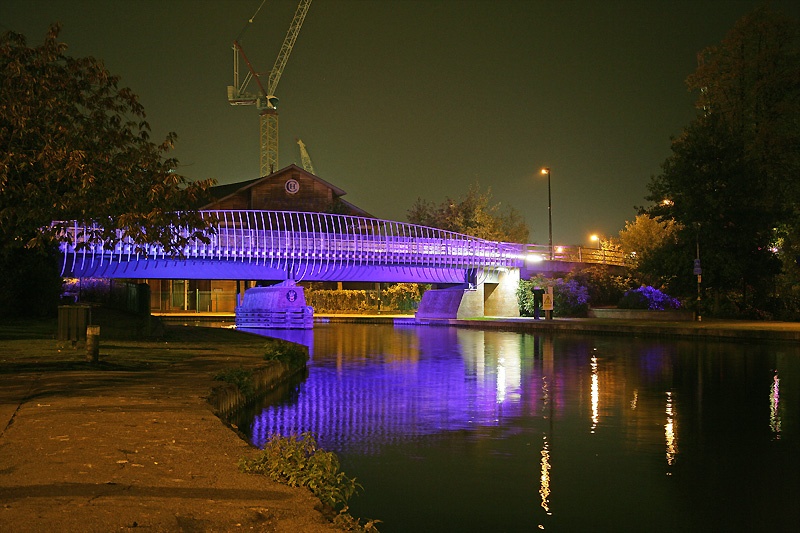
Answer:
[590,233,604,263]
[540,168,553,260]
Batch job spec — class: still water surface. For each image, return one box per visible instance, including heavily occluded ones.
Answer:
[235,324,799,532]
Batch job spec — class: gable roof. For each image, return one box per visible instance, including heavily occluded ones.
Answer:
[203,176,261,203]
[200,164,372,217]
[203,164,347,207]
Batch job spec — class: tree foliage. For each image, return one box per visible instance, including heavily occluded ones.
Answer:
[617,214,680,264]
[617,214,682,289]
[0,24,214,255]
[407,182,529,243]
[644,7,799,314]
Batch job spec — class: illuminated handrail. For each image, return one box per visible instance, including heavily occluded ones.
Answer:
[56,210,625,279]
[522,244,626,266]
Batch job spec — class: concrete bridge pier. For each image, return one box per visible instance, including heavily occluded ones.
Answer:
[416,268,521,320]
[235,281,314,329]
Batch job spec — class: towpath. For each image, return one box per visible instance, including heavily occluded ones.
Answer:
[0,320,338,533]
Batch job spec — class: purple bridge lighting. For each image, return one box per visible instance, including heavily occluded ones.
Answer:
[57,210,623,283]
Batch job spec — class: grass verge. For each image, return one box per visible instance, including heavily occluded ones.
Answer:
[0,308,266,370]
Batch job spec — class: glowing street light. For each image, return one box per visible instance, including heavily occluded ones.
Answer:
[590,234,604,262]
[540,168,553,260]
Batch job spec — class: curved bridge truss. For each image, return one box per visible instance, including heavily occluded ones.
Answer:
[58,210,530,283]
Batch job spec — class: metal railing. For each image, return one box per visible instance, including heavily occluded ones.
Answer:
[57,210,625,280]
[522,244,626,266]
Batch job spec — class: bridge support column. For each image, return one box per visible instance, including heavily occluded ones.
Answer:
[416,268,521,320]
[484,268,521,318]
[235,281,314,329]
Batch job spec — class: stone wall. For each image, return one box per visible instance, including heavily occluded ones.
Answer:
[207,361,306,416]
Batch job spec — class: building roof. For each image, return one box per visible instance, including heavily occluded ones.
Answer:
[200,164,372,217]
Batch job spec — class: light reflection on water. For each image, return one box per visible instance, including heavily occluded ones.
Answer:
[235,323,800,532]
[771,371,782,439]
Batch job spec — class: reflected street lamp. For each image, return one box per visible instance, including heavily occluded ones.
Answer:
[540,168,553,260]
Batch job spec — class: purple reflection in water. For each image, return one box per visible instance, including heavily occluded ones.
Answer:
[247,326,548,453]
[235,325,800,533]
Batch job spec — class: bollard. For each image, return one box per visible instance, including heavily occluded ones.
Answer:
[86,325,100,363]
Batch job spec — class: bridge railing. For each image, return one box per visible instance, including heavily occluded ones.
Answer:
[523,244,626,267]
[57,210,625,277]
[198,211,529,269]
[57,211,529,274]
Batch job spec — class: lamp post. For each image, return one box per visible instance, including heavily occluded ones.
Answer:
[694,222,702,321]
[541,168,553,260]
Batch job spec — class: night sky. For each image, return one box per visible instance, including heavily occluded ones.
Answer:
[3,0,798,246]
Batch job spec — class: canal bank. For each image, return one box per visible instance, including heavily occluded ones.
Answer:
[0,316,339,533]
[158,311,800,343]
[442,316,800,342]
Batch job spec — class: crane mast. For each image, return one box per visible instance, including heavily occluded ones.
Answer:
[227,0,312,176]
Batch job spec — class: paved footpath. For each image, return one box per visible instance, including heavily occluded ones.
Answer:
[0,352,338,533]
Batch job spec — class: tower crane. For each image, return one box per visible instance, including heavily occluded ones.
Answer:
[296,138,315,174]
[227,0,312,176]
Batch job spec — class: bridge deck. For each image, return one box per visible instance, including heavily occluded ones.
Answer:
[57,210,625,281]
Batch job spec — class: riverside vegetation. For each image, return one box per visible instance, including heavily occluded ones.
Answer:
[212,337,309,396]
[240,433,380,533]
[215,338,381,532]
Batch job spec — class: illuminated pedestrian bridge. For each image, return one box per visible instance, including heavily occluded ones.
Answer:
[58,210,622,283]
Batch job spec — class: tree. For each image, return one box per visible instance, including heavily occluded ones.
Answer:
[618,214,680,264]
[616,213,682,289]
[0,25,214,256]
[644,7,799,315]
[688,6,800,188]
[407,182,529,243]
[0,25,215,316]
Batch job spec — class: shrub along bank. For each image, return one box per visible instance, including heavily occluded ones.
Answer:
[517,267,683,318]
[212,337,381,532]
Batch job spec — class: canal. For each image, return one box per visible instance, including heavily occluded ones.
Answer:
[233,323,800,532]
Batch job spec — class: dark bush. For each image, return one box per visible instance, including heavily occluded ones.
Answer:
[517,277,589,317]
[567,266,635,307]
[618,286,681,310]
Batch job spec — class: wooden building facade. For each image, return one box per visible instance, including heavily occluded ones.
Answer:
[201,164,370,216]
[145,165,373,313]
